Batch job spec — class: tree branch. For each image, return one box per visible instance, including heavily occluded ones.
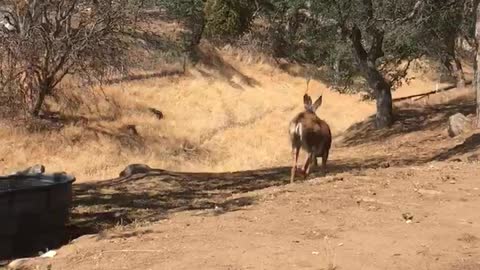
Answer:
[350,24,368,62]
[368,29,384,61]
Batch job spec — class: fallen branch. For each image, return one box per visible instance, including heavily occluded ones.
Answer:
[393,80,472,102]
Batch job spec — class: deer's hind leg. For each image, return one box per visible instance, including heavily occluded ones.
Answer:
[321,149,329,176]
[290,146,300,183]
[302,152,315,179]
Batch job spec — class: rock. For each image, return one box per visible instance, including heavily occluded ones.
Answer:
[148,108,164,120]
[448,113,471,137]
[119,164,151,177]
[440,175,452,182]
[40,250,56,258]
[15,164,45,175]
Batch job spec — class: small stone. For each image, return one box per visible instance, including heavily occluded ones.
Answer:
[402,212,414,221]
[213,205,224,214]
[149,108,164,119]
[449,180,456,184]
[312,251,320,255]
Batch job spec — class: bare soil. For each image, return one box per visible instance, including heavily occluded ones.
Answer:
[19,162,480,270]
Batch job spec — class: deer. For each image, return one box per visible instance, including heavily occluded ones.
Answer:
[288,80,332,183]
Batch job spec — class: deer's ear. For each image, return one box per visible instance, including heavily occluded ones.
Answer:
[312,95,323,111]
[303,94,312,109]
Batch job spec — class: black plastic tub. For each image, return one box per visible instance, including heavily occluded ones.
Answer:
[0,173,75,259]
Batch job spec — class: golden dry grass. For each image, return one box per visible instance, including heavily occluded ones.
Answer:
[0,45,452,181]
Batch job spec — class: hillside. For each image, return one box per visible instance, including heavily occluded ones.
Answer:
[2,43,373,180]
[0,42,467,181]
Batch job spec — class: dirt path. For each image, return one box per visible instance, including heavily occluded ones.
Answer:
[19,160,480,270]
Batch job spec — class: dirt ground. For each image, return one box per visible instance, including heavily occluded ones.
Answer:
[11,89,480,270]
[19,161,480,270]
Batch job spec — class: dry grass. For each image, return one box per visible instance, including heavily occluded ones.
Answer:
[0,44,453,182]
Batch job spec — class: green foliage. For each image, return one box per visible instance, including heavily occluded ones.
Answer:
[204,0,256,38]
[154,0,471,88]
[155,0,206,61]
[260,0,432,93]
[415,1,466,57]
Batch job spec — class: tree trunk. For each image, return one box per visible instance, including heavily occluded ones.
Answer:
[357,58,393,128]
[357,59,394,128]
[333,57,341,85]
[375,82,393,128]
[445,35,466,88]
[31,88,47,117]
[475,0,480,128]
[349,25,393,128]
[186,11,205,63]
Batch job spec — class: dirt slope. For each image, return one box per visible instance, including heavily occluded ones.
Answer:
[0,45,455,181]
[0,45,375,180]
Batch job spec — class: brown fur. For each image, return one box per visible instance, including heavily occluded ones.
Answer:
[289,94,332,183]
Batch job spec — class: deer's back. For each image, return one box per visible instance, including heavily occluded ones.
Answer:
[289,112,331,153]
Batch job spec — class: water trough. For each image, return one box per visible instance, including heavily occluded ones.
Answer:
[0,172,75,259]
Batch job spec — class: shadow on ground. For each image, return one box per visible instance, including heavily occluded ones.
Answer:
[433,133,480,161]
[68,156,395,240]
[341,97,476,146]
[197,45,261,90]
[104,70,184,85]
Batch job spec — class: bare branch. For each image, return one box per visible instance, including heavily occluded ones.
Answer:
[0,0,134,117]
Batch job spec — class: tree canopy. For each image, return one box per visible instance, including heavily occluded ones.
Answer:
[1,0,478,129]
